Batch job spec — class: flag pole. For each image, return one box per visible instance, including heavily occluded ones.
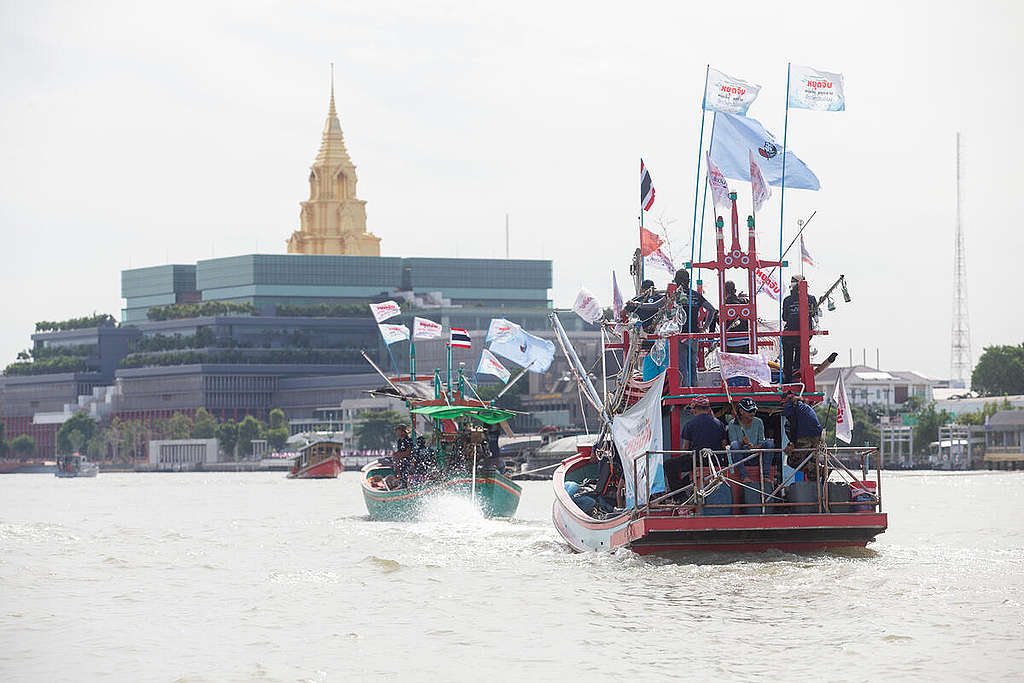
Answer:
[778,62,792,387]
[689,64,710,277]
[639,158,645,283]
[410,338,417,381]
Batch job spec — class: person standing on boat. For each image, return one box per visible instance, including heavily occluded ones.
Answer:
[781,275,817,383]
[392,425,414,487]
[664,395,728,494]
[672,269,717,386]
[723,281,750,354]
[727,397,775,480]
[782,391,823,480]
[624,279,665,333]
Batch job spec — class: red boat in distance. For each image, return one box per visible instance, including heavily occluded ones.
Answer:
[287,440,343,479]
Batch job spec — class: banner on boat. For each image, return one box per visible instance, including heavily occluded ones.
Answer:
[711,113,820,190]
[412,317,443,340]
[486,318,521,343]
[718,350,772,386]
[476,348,511,383]
[489,328,555,373]
[640,227,675,275]
[573,287,603,324]
[703,67,761,115]
[749,150,772,213]
[833,371,853,443]
[369,300,402,323]
[610,370,667,508]
[611,271,624,321]
[788,65,846,112]
[754,268,782,301]
[378,323,410,345]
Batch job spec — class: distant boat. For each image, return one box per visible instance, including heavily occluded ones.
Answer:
[287,440,342,479]
[55,453,99,478]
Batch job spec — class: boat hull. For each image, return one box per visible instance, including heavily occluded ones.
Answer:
[55,464,98,478]
[552,454,887,554]
[287,457,341,479]
[361,462,522,520]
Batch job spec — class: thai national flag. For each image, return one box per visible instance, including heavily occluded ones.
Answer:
[449,328,472,349]
[640,159,655,211]
[801,236,814,267]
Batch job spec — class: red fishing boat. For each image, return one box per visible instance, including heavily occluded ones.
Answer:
[550,192,886,554]
[287,440,343,479]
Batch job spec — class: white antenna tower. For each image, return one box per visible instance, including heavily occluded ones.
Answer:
[950,132,972,388]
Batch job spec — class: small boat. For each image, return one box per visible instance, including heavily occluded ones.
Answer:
[55,453,99,478]
[357,360,523,520]
[287,440,343,479]
[550,192,887,554]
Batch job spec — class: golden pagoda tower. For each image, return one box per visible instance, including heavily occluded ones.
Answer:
[287,69,381,256]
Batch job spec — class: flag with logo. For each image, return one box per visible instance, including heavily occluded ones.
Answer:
[449,328,472,349]
[368,300,402,323]
[412,317,443,340]
[718,350,772,386]
[789,65,846,112]
[706,151,731,211]
[703,67,761,115]
[489,328,555,373]
[610,370,667,507]
[378,323,410,345]
[486,318,521,343]
[573,287,603,324]
[749,149,772,213]
[711,113,820,190]
[612,271,624,320]
[832,371,853,443]
[640,159,655,211]
[801,236,814,267]
[640,226,674,275]
[754,268,783,302]
[476,348,511,383]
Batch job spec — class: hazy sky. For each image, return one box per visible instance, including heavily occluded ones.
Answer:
[2,0,1022,380]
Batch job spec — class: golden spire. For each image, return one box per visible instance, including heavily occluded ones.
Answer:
[329,62,336,118]
[317,62,349,165]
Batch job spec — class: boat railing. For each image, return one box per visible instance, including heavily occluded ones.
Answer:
[631,446,882,519]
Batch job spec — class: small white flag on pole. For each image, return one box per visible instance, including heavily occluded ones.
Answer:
[412,317,443,340]
[378,323,410,345]
[749,149,772,213]
[486,318,521,343]
[788,65,846,112]
[703,67,761,115]
[612,271,624,321]
[368,300,402,323]
[754,268,783,302]
[833,371,853,443]
[706,151,731,212]
[476,348,511,383]
[572,287,603,324]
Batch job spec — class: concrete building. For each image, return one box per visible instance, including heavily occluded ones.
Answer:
[815,365,938,409]
[148,438,220,467]
[982,410,1024,468]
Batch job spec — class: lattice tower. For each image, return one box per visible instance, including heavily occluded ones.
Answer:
[950,132,972,387]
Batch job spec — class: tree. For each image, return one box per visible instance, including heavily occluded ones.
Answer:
[57,411,97,454]
[11,435,35,461]
[191,408,217,439]
[266,427,289,452]
[0,421,7,458]
[237,416,261,457]
[268,408,287,431]
[355,410,406,451]
[218,421,238,460]
[167,412,193,439]
[913,403,952,454]
[972,343,1024,396]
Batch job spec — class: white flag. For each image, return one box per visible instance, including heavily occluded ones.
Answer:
[489,328,555,373]
[704,67,761,115]
[718,351,772,386]
[368,300,401,323]
[833,372,853,443]
[612,271,624,321]
[412,317,443,340]
[476,348,511,383]
[788,65,845,112]
[610,370,667,507]
[572,287,603,324]
[754,268,783,302]
[378,323,410,345]
[749,149,772,213]
[486,318,521,343]
[706,151,730,211]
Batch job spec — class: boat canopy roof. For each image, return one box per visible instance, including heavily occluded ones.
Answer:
[411,405,516,424]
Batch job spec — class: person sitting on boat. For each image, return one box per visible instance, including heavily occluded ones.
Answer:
[663,395,728,497]
[672,269,718,386]
[392,425,414,487]
[565,447,622,516]
[727,397,775,481]
[781,275,818,384]
[723,280,750,354]
[782,390,824,480]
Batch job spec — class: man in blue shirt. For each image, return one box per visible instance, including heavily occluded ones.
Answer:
[727,397,776,480]
[663,395,728,495]
[782,390,823,480]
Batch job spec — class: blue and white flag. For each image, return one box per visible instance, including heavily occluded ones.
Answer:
[711,113,821,190]
[476,348,511,383]
[489,329,555,373]
[704,67,761,115]
[789,65,845,112]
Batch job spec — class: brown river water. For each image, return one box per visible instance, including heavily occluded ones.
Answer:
[1,470,1022,681]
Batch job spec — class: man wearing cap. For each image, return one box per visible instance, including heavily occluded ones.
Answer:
[782,390,823,480]
[663,395,728,495]
[624,279,664,333]
[727,397,776,481]
[781,274,818,384]
[672,269,718,386]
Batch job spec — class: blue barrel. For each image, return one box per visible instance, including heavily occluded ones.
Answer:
[742,480,771,514]
[786,481,820,514]
[701,482,734,516]
[827,482,853,513]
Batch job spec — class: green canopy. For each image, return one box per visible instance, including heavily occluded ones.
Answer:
[410,405,516,424]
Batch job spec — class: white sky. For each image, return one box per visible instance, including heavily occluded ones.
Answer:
[2,0,1022,380]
